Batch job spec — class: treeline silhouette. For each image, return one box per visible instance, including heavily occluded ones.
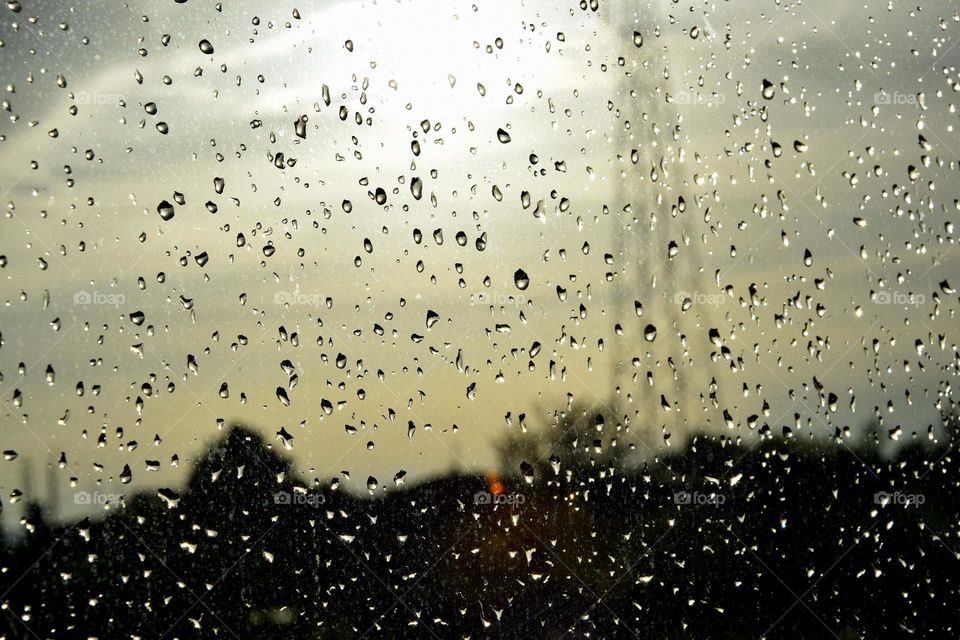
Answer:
[0,408,957,639]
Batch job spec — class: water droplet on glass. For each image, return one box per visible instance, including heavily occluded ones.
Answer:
[157,200,175,221]
[761,79,775,100]
[643,324,657,342]
[514,269,529,290]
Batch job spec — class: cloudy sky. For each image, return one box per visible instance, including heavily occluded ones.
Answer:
[0,0,957,526]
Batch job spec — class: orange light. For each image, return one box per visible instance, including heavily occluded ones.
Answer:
[486,472,504,496]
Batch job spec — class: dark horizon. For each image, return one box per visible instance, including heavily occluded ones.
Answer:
[6,405,951,533]
[1,411,956,638]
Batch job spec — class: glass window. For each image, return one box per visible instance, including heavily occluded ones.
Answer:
[0,0,957,637]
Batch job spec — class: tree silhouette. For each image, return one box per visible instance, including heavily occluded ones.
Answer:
[0,417,955,639]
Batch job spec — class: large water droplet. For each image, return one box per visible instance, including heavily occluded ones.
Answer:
[514,269,529,290]
[157,200,175,221]
[762,79,775,100]
[643,324,657,342]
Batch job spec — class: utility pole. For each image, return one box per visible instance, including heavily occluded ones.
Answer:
[605,1,725,451]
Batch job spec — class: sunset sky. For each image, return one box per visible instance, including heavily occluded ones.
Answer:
[1,0,957,527]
